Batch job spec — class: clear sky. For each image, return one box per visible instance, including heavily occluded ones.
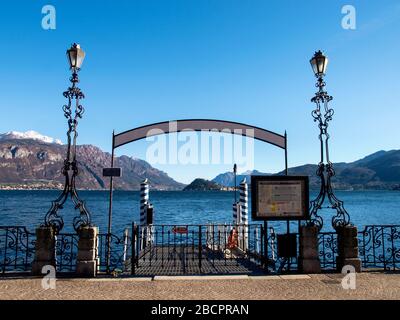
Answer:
[1,0,400,184]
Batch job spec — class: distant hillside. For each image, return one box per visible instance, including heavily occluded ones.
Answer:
[212,170,269,187]
[212,150,400,190]
[0,134,185,191]
[183,179,222,191]
[3,130,400,191]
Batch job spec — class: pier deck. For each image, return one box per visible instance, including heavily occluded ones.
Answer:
[131,245,264,276]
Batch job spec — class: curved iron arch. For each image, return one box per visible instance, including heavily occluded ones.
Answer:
[113,119,287,150]
[104,119,288,273]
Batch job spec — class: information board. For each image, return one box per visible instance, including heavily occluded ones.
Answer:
[251,176,309,221]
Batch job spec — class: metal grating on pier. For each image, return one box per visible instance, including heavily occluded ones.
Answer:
[130,245,264,276]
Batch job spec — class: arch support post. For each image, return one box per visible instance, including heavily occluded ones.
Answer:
[76,226,99,277]
[336,225,361,272]
[298,225,321,274]
[32,226,56,275]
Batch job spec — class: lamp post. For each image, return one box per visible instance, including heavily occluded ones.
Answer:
[308,50,350,230]
[43,43,92,233]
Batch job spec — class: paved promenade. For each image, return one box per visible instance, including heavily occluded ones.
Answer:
[0,272,399,300]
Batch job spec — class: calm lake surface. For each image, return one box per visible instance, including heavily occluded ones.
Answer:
[0,190,399,234]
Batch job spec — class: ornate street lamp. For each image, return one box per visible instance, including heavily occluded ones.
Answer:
[308,50,350,230]
[43,43,92,233]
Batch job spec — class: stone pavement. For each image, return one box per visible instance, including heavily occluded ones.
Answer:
[0,272,399,300]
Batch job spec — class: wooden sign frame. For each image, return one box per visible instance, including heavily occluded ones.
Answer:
[251,175,309,221]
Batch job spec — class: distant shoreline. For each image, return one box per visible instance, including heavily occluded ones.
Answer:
[0,188,398,192]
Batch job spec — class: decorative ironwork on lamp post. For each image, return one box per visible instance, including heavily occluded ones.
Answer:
[308,50,350,231]
[43,43,92,233]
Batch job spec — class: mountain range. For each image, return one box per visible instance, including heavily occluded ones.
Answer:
[2,131,400,191]
[0,131,184,190]
[212,170,269,187]
[212,151,400,190]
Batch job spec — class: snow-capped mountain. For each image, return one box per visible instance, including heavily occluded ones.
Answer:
[0,131,63,145]
[0,133,185,190]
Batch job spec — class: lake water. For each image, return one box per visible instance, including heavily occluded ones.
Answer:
[0,190,399,234]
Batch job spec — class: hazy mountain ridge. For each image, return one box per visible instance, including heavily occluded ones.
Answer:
[0,137,184,190]
[212,170,270,187]
[212,150,400,190]
[2,130,400,191]
[183,178,222,191]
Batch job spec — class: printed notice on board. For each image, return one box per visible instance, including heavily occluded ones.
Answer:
[257,180,303,218]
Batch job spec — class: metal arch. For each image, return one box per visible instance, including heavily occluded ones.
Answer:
[105,119,288,274]
[113,119,287,150]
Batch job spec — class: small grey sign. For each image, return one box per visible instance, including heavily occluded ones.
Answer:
[103,168,122,177]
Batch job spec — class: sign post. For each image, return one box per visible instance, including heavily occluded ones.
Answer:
[103,131,123,274]
[251,176,309,271]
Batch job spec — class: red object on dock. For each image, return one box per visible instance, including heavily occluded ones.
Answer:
[172,226,188,234]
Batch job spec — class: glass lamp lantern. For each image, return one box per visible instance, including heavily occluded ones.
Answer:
[67,43,85,70]
[310,50,328,77]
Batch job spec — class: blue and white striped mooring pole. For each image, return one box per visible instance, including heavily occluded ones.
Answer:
[239,178,248,250]
[232,163,238,225]
[140,178,149,226]
[239,178,248,225]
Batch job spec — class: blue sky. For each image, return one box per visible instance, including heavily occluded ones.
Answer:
[1,0,400,184]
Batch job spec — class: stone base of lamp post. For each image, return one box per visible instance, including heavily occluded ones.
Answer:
[298,225,321,274]
[32,226,56,275]
[336,225,362,272]
[76,226,99,277]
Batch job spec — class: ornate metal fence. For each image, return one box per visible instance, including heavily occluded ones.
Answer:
[313,225,400,271]
[318,232,338,270]
[98,231,131,273]
[0,226,132,275]
[0,226,35,274]
[55,233,79,272]
[261,231,337,273]
[54,231,132,273]
[1,224,400,275]
[360,225,400,271]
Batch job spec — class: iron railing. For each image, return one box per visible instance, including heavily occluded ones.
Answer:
[55,233,79,272]
[98,231,131,273]
[0,226,35,274]
[360,225,400,271]
[0,227,131,274]
[318,232,338,270]
[130,224,274,275]
[1,224,400,275]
